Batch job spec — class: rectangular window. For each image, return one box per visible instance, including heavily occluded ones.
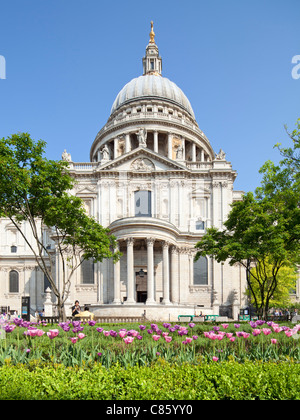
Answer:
[135,191,152,217]
[195,221,205,230]
[194,257,208,285]
[81,259,94,284]
[9,270,19,293]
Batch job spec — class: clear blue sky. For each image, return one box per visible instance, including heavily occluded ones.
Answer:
[0,0,299,192]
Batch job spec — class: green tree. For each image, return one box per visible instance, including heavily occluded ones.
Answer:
[195,192,297,319]
[0,133,120,320]
[249,258,298,311]
[195,118,300,319]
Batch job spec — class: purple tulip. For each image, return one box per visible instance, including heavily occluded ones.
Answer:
[4,325,16,333]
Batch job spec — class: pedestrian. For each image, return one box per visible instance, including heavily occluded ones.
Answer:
[72,300,81,316]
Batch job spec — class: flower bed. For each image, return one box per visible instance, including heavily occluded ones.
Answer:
[0,316,299,367]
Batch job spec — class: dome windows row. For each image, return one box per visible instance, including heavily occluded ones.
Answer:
[105,100,197,130]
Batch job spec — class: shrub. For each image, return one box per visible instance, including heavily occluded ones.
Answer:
[0,360,299,400]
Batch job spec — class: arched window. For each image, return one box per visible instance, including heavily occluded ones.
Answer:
[9,270,19,293]
[194,257,208,285]
[11,245,17,253]
[81,259,94,284]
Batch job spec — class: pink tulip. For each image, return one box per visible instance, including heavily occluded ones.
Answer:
[185,337,193,343]
[118,330,127,338]
[123,336,134,344]
[165,336,172,343]
[271,339,277,344]
[103,330,110,337]
[212,356,219,362]
[28,329,38,337]
[127,329,138,337]
[252,329,261,336]
[78,333,85,339]
[221,323,229,329]
[36,329,45,337]
[47,329,59,339]
[162,332,169,337]
[226,333,233,338]
[70,337,78,344]
[285,330,293,337]
[229,337,236,342]
[273,327,282,333]
[152,335,160,341]
[262,328,271,336]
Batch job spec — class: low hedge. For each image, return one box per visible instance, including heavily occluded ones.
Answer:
[0,359,299,400]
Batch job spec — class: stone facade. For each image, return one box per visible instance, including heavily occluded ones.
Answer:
[1,24,297,320]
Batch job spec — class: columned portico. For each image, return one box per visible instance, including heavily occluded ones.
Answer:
[162,241,171,304]
[125,237,135,304]
[113,242,121,304]
[146,237,155,304]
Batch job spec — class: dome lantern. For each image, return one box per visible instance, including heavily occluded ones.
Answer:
[142,21,162,76]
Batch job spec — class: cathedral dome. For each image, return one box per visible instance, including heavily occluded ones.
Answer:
[110,75,195,119]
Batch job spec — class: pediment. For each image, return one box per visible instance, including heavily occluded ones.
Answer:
[98,147,188,172]
[75,185,97,195]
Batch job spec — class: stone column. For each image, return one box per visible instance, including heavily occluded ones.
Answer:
[232,289,240,321]
[113,242,121,304]
[146,237,156,304]
[192,142,196,162]
[168,133,172,159]
[212,289,220,315]
[201,149,205,162]
[162,241,170,304]
[125,133,130,153]
[125,237,135,304]
[114,138,119,159]
[170,246,179,304]
[154,131,158,153]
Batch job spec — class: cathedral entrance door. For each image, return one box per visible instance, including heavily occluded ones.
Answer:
[136,271,147,303]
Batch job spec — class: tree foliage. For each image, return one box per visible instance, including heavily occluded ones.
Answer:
[0,133,120,319]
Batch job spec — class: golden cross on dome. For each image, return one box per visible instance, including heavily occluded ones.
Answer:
[149,21,155,44]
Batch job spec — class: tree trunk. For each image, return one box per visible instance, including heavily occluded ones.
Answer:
[56,296,66,322]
